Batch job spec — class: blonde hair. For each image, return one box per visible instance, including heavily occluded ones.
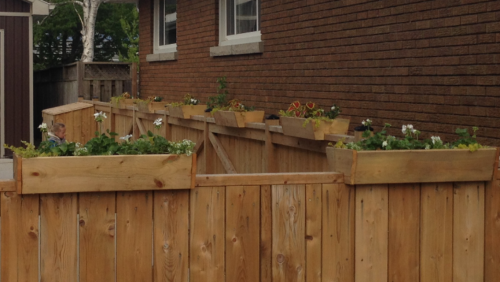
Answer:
[50,123,65,133]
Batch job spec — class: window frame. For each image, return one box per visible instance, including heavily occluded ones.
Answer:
[219,0,261,47]
[153,0,177,54]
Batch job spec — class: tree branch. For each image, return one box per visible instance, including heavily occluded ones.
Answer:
[73,2,84,27]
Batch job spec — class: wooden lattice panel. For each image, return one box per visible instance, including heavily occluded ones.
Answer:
[84,63,131,80]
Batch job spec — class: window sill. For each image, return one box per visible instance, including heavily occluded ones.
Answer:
[210,41,264,57]
[146,52,178,62]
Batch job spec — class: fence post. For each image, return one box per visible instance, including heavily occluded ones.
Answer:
[131,62,138,97]
[77,61,86,99]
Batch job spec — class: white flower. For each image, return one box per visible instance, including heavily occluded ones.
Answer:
[425,144,430,150]
[38,123,47,129]
[431,136,441,144]
[382,141,388,147]
[366,119,372,123]
[153,118,163,126]
[362,120,366,126]
[239,104,245,109]
[331,106,336,110]
[402,125,407,134]
[407,124,413,130]
[94,111,107,122]
[120,134,133,141]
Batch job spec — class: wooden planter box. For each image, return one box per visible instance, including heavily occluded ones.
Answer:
[112,99,135,109]
[13,154,196,194]
[326,147,498,185]
[138,102,166,113]
[213,111,265,128]
[168,105,207,119]
[280,116,350,140]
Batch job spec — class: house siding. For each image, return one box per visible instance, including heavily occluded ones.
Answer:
[0,15,31,154]
[0,0,31,13]
[139,0,500,145]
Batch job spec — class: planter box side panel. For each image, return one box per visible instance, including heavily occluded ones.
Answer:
[329,118,350,135]
[214,111,240,127]
[168,105,206,119]
[354,149,497,184]
[280,117,350,140]
[21,154,193,194]
[326,148,356,185]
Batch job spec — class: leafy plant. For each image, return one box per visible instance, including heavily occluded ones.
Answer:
[212,99,254,114]
[207,76,229,109]
[279,101,342,128]
[333,121,485,152]
[170,94,200,107]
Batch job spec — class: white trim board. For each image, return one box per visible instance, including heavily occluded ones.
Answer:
[29,16,33,143]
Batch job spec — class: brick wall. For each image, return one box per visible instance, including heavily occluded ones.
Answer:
[139,0,500,145]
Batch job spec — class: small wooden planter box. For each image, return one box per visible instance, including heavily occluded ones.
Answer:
[213,111,265,128]
[168,105,207,119]
[112,99,135,109]
[280,116,350,140]
[138,102,166,113]
[326,147,498,185]
[13,154,196,194]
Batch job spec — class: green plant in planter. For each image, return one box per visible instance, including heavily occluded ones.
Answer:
[110,92,133,106]
[170,93,200,107]
[207,76,229,110]
[333,121,485,152]
[279,101,342,128]
[212,99,254,114]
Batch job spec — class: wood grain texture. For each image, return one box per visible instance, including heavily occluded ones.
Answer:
[272,184,306,282]
[322,183,355,282]
[153,190,189,282]
[485,177,500,281]
[40,193,78,282]
[327,148,498,185]
[116,191,153,282]
[226,186,260,282]
[213,111,265,128]
[453,182,485,282]
[280,117,350,140]
[196,172,342,187]
[355,185,388,282]
[420,183,453,282]
[305,184,322,282]
[388,184,420,282]
[167,105,206,119]
[1,192,21,282]
[261,185,273,282]
[208,132,237,174]
[18,195,40,282]
[189,187,225,282]
[79,192,116,282]
[21,154,193,193]
[0,179,16,191]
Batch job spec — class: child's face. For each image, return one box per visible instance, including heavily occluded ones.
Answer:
[55,127,66,139]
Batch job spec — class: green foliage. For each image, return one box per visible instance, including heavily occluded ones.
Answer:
[334,122,485,152]
[207,77,229,109]
[170,94,200,107]
[212,99,254,113]
[34,1,138,69]
[85,130,120,155]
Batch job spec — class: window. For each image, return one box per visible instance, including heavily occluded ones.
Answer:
[154,0,177,53]
[220,0,261,46]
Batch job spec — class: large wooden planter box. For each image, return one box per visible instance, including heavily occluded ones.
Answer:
[213,111,265,128]
[112,99,135,109]
[168,105,207,119]
[326,147,498,185]
[13,154,196,194]
[138,102,166,113]
[280,116,350,140]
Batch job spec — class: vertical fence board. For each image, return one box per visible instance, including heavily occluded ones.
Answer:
[420,183,453,282]
[485,177,500,281]
[93,80,101,100]
[322,183,354,282]
[115,80,123,96]
[103,80,113,102]
[83,80,91,100]
[18,195,40,282]
[305,184,322,282]
[260,185,273,282]
[355,185,388,282]
[1,192,21,282]
[116,192,153,282]
[226,186,260,282]
[73,109,82,143]
[40,194,78,281]
[189,187,225,282]
[272,184,306,282]
[388,184,420,282]
[153,190,189,282]
[453,182,485,282]
[79,192,116,282]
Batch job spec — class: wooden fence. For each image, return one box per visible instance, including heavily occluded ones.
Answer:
[77,101,357,174]
[0,172,499,282]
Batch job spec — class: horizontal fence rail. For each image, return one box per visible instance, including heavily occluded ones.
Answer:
[0,172,500,282]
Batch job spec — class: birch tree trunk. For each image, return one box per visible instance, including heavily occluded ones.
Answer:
[77,0,104,62]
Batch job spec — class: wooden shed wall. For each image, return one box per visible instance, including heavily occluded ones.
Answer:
[0,0,30,13]
[0,15,31,155]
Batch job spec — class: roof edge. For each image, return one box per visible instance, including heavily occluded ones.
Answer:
[22,0,55,16]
